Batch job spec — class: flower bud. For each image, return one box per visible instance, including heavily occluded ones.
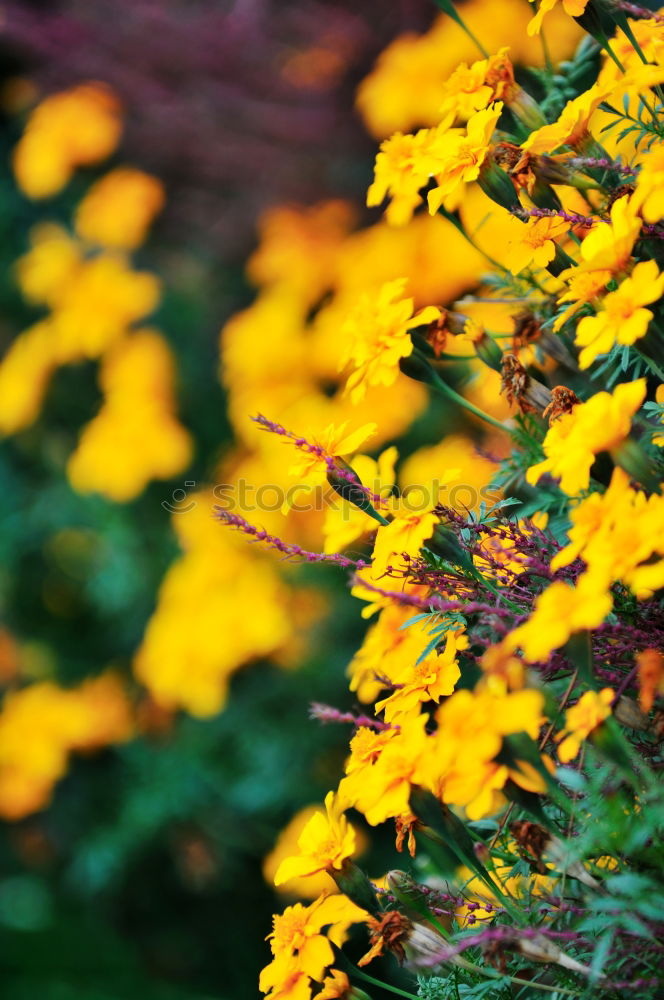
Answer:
[478,155,521,212]
[331,860,380,916]
[403,920,457,977]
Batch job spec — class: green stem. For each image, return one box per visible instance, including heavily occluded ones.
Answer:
[429,368,509,433]
[346,964,419,1000]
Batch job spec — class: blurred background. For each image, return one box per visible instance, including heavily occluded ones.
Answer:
[0,2,582,997]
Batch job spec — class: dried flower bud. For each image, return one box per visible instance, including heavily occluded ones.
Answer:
[542,385,579,423]
[403,920,457,976]
[614,695,651,731]
[500,354,552,415]
[358,910,412,967]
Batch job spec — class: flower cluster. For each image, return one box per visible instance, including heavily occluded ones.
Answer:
[0,84,192,501]
[214,3,664,997]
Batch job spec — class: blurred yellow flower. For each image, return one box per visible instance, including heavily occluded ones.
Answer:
[75,167,165,249]
[556,688,614,762]
[0,673,132,820]
[67,329,193,502]
[13,83,122,198]
[506,574,613,662]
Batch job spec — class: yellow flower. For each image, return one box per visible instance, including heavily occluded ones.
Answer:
[527,0,588,36]
[286,421,377,498]
[134,497,296,717]
[340,715,430,826]
[554,195,642,330]
[421,683,545,819]
[632,145,664,223]
[505,573,613,663]
[399,433,498,514]
[274,791,356,886]
[375,628,465,723]
[75,167,165,250]
[14,223,82,305]
[67,330,192,502]
[317,970,352,999]
[264,804,367,900]
[427,103,503,214]
[13,83,122,198]
[260,895,367,997]
[340,278,441,403]
[347,604,441,702]
[247,200,355,304]
[0,321,57,434]
[439,48,514,121]
[371,506,439,579]
[355,1,581,138]
[522,83,608,153]
[574,261,664,369]
[556,688,614,762]
[550,468,664,598]
[526,379,647,495]
[0,673,132,820]
[367,125,450,225]
[504,215,570,274]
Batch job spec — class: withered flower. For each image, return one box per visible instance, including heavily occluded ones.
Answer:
[542,385,580,423]
[500,354,552,414]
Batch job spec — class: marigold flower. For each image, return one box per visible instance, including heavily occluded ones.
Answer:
[260,894,367,998]
[421,683,545,819]
[67,330,192,502]
[347,603,448,703]
[439,48,514,121]
[505,573,613,662]
[0,673,132,820]
[13,83,122,199]
[556,688,614,762]
[504,215,570,275]
[375,628,465,723]
[274,791,356,886]
[551,467,664,598]
[522,83,608,153]
[526,379,647,495]
[554,196,642,331]
[340,278,441,403]
[632,145,664,224]
[427,103,503,214]
[527,0,588,36]
[284,421,377,499]
[340,715,430,826]
[317,969,354,999]
[574,261,664,369]
[75,167,165,250]
[367,125,450,226]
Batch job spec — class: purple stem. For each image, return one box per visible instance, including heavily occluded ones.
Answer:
[215,508,370,567]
